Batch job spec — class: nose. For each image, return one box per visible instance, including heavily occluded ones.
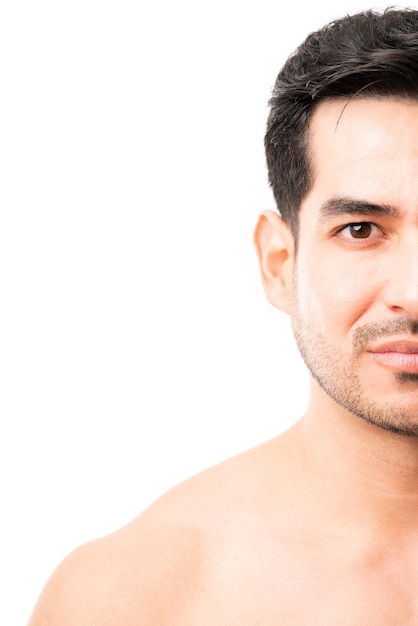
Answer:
[383,234,418,319]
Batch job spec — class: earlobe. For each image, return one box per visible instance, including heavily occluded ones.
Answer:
[253,210,295,313]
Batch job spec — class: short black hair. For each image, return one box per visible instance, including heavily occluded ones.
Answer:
[265,7,418,236]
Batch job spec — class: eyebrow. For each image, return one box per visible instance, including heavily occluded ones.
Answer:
[318,197,400,221]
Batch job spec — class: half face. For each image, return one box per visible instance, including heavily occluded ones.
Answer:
[292,97,418,436]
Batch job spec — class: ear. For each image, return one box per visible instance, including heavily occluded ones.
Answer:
[253,210,295,314]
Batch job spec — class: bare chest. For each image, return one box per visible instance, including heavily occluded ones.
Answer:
[184,537,418,626]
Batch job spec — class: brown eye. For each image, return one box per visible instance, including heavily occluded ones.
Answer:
[348,223,372,238]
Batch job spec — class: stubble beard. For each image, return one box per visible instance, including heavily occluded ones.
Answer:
[290,288,418,438]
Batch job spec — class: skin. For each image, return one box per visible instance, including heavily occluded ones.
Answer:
[28,97,418,625]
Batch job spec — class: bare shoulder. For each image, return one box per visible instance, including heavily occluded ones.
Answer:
[27,506,210,626]
[27,435,294,626]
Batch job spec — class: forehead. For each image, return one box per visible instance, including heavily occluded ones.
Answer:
[302,97,418,220]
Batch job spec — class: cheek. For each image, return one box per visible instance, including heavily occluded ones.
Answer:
[292,261,374,337]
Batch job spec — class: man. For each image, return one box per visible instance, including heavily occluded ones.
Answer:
[28,7,418,624]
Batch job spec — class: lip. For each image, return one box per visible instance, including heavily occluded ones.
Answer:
[368,340,418,372]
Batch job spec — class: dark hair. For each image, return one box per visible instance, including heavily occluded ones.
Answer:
[265,7,418,236]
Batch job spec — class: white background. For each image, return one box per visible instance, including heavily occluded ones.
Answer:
[0,1,396,623]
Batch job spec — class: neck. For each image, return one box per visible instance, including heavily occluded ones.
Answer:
[293,379,418,540]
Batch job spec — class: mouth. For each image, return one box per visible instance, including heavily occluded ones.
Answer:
[368,341,418,373]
